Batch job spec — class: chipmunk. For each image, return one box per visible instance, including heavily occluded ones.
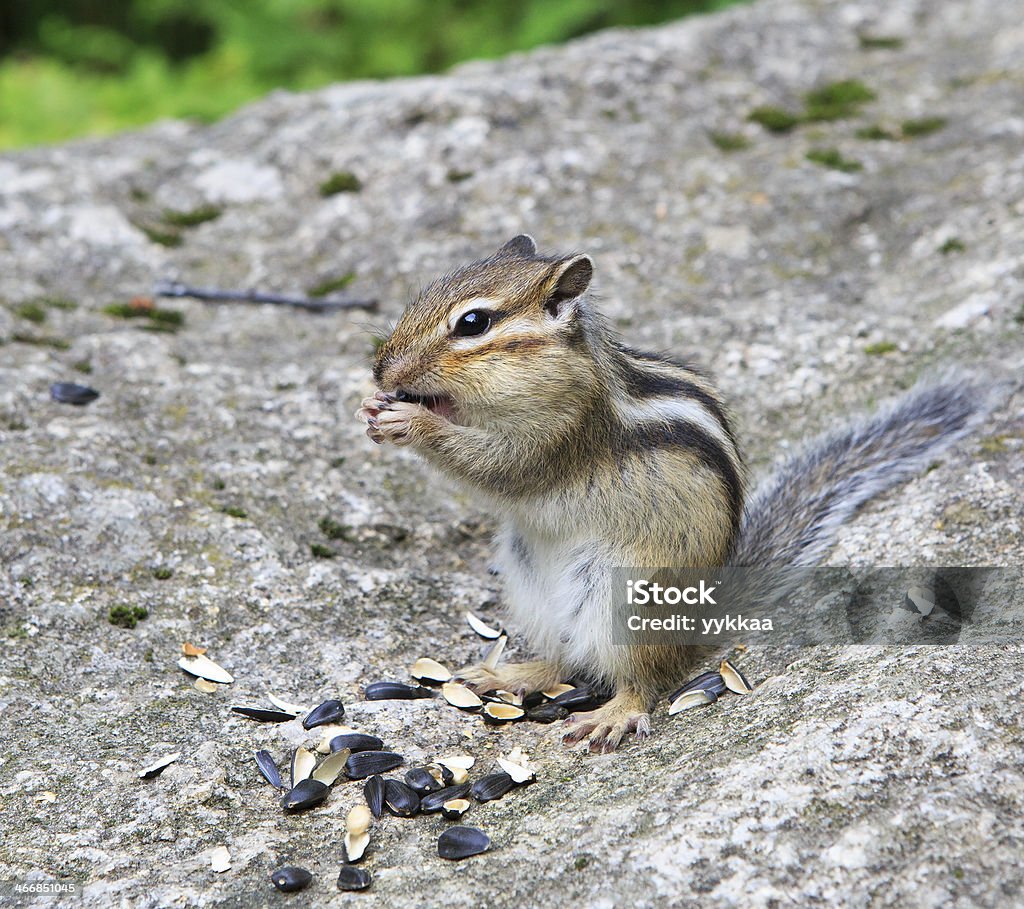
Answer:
[357,235,989,752]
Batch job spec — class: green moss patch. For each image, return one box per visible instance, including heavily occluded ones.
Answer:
[161,205,223,228]
[806,147,862,173]
[14,301,47,324]
[307,271,356,297]
[708,130,751,151]
[319,171,363,196]
[855,124,898,141]
[901,116,947,137]
[108,604,149,629]
[939,237,966,255]
[803,80,876,121]
[103,302,185,328]
[310,543,335,559]
[864,340,898,355]
[858,35,904,50]
[748,106,801,133]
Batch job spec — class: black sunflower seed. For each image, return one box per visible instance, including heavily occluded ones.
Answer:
[254,750,283,789]
[50,382,99,406]
[231,706,296,723]
[363,774,385,818]
[419,783,472,814]
[526,703,569,723]
[470,772,515,803]
[330,733,384,753]
[383,779,420,817]
[271,866,312,892]
[437,825,491,860]
[345,751,404,780]
[668,671,727,704]
[281,778,329,811]
[337,865,372,891]
[404,767,442,795]
[552,686,603,711]
[302,698,346,729]
[364,681,434,700]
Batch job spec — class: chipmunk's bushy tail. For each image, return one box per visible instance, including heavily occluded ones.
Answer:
[731,374,995,568]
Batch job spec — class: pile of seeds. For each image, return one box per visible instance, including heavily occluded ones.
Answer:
[153,619,756,895]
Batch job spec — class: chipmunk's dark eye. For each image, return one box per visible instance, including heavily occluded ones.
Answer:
[453,310,491,337]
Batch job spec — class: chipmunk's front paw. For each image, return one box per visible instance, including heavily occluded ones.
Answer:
[455,660,562,697]
[356,394,434,447]
[562,695,652,754]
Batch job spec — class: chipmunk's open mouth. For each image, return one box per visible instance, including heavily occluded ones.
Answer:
[394,388,457,421]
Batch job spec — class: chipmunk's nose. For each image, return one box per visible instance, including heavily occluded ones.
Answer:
[373,349,416,391]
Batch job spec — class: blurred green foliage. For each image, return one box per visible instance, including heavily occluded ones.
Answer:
[0,0,746,149]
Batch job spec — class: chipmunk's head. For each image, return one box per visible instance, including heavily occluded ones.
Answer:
[373,235,602,430]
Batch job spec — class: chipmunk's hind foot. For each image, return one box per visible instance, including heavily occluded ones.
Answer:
[562,691,652,753]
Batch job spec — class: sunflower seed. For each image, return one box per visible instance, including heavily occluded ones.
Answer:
[254,750,283,789]
[363,774,385,818]
[526,703,568,723]
[345,751,404,780]
[551,686,601,711]
[139,753,180,779]
[438,825,491,860]
[541,683,575,699]
[668,670,727,703]
[290,746,316,787]
[281,778,330,811]
[337,865,372,891]
[343,830,370,863]
[346,804,372,836]
[364,681,434,700]
[419,783,472,813]
[668,688,717,715]
[410,658,452,684]
[482,702,524,724]
[465,611,502,639]
[496,757,535,784]
[330,733,384,753]
[302,698,346,729]
[404,767,442,795]
[442,682,483,710]
[441,798,471,820]
[719,660,753,695]
[230,706,296,723]
[383,779,420,817]
[49,382,99,406]
[178,654,233,684]
[271,866,312,892]
[471,772,516,802]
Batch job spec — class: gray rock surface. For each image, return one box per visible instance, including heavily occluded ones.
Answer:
[1,0,1023,905]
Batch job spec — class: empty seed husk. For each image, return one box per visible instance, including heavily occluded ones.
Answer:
[231,706,296,723]
[427,763,453,786]
[492,689,524,706]
[541,683,576,699]
[193,678,219,693]
[364,681,434,700]
[267,693,307,715]
[496,757,535,784]
[346,804,372,836]
[343,830,370,863]
[254,750,283,789]
[410,657,452,684]
[442,682,484,710]
[345,751,404,780]
[448,766,470,785]
[668,688,717,716]
[438,825,491,860]
[311,748,351,786]
[49,382,99,405]
[331,733,384,753]
[210,845,231,873]
[178,654,233,684]
[419,783,472,814]
[281,778,330,811]
[720,660,753,695]
[526,703,569,724]
[471,772,516,802]
[465,611,502,639]
[668,670,727,703]
[139,752,180,779]
[436,754,475,771]
[404,767,442,795]
[271,866,312,893]
[482,635,507,671]
[363,774,386,818]
[302,698,346,729]
[290,746,316,787]
[337,865,372,892]
[482,702,525,724]
[383,779,420,817]
[441,798,472,820]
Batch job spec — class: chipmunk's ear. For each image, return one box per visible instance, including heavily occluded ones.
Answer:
[496,234,537,258]
[543,255,592,317]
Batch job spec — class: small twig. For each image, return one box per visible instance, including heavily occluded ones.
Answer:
[153,280,377,313]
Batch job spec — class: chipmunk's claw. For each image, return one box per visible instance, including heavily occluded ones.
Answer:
[561,700,651,752]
